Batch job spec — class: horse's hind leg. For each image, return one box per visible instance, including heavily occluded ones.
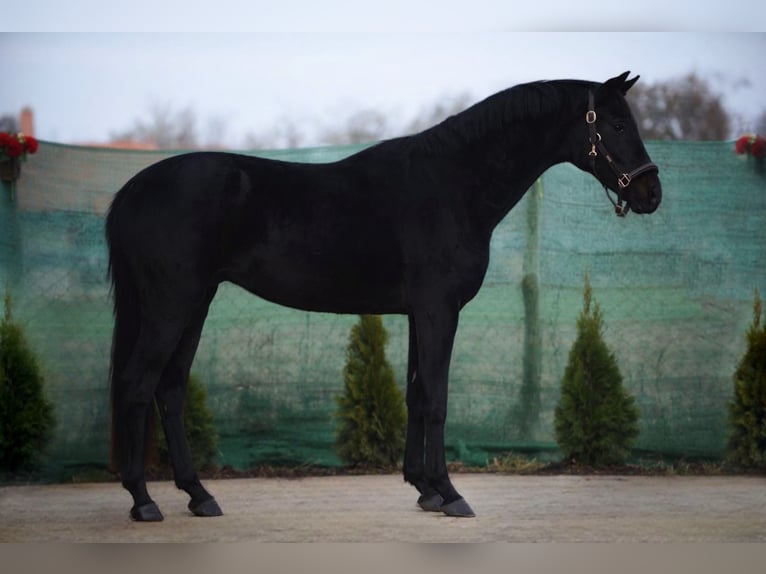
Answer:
[155,287,222,517]
[114,318,187,521]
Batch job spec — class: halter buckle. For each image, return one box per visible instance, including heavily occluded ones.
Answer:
[586,110,597,124]
[618,173,632,189]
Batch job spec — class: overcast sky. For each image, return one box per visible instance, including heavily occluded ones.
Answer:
[1,3,764,146]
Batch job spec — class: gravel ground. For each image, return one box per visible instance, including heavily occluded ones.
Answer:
[2,474,766,542]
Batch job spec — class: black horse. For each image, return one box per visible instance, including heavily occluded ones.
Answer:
[106,72,661,521]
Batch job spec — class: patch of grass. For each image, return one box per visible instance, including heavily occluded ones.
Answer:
[68,466,115,483]
[20,454,762,486]
[486,452,546,474]
[446,451,546,475]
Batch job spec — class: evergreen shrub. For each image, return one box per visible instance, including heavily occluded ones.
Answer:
[727,290,766,470]
[554,275,639,466]
[335,315,406,467]
[0,290,55,471]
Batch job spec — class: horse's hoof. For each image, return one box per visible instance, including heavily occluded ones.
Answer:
[417,492,444,512]
[441,497,476,518]
[130,502,164,522]
[189,497,223,517]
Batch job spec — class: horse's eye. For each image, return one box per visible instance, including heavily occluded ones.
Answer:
[614,123,626,133]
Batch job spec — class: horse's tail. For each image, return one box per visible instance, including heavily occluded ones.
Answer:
[106,182,156,475]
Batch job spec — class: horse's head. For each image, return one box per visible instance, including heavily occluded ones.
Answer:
[579,71,662,216]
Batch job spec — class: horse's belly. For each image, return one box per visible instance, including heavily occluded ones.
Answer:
[225,254,407,315]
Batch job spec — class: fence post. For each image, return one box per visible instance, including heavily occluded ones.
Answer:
[516,179,542,440]
[0,183,22,288]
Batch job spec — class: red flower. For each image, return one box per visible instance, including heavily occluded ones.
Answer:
[25,136,39,154]
[752,137,765,159]
[735,135,751,154]
[6,138,24,158]
[1,132,40,159]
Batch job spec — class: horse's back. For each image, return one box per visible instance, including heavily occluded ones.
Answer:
[107,151,411,313]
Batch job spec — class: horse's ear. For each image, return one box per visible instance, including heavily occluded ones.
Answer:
[622,75,640,94]
[602,71,634,95]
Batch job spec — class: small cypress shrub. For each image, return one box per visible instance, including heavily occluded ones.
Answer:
[554,275,639,466]
[335,315,406,467]
[156,373,218,470]
[0,290,55,471]
[727,289,766,470]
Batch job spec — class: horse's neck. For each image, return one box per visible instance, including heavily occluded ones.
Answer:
[421,84,582,229]
[462,121,571,230]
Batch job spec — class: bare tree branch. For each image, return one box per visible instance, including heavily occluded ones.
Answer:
[627,73,732,141]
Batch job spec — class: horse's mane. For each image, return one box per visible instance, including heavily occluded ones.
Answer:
[411,79,595,153]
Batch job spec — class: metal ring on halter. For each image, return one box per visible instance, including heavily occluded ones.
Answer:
[618,173,632,189]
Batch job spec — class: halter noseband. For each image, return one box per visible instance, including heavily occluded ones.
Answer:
[587,91,658,217]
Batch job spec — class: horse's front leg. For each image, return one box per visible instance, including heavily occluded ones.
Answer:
[403,315,443,511]
[411,305,475,518]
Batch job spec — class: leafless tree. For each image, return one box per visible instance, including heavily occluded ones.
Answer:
[404,93,473,134]
[320,109,390,145]
[110,102,198,149]
[244,119,307,150]
[114,92,477,151]
[626,73,732,141]
[316,93,473,146]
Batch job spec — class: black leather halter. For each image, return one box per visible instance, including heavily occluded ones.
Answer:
[587,91,658,217]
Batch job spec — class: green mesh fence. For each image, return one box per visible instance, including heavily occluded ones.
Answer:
[1,140,764,478]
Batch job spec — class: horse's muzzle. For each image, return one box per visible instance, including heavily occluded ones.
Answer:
[628,172,662,214]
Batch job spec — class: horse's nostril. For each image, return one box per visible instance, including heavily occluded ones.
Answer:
[652,185,662,203]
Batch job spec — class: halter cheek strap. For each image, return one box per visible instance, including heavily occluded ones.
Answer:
[587,91,658,217]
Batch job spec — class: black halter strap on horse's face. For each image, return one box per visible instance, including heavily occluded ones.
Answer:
[586,91,658,217]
